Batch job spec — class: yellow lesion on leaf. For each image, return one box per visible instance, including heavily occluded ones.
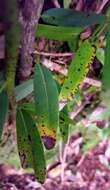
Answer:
[37,125,56,139]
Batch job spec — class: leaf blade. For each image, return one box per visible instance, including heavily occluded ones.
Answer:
[59,41,95,101]
[37,24,83,41]
[34,64,59,149]
[16,110,46,183]
[42,8,105,27]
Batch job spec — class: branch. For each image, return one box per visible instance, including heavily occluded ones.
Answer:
[34,50,73,58]
[96,0,110,14]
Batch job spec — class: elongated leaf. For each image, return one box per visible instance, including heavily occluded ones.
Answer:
[37,24,83,41]
[16,110,46,183]
[16,110,33,168]
[34,64,59,149]
[102,21,110,89]
[59,41,96,101]
[0,91,8,138]
[15,79,33,101]
[59,106,69,143]
[42,8,105,27]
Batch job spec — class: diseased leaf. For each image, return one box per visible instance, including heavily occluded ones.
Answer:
[34,64,59,149]
[16,110,46,183]
[0,91,8,138]
[37,24,83,41]
[42,8,105,27]
[102,21,110,89]
[59,41,96,101]
[16,110,33,168]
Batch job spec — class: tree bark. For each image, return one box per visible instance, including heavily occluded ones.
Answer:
[18,0,44,82]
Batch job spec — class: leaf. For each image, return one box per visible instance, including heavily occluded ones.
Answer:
[15,79,33,101]
[0,91,8,138]
[59,41,95,101]
[59,106,69,143]
[63,0,71,8]
[16,110,46,183]
[42,8,105,27]
[37,24,83,41]
[34,64,59,149]
[102,21,110,89]
[16,110,33,168]
[96,48,104,65]
[20,103,36,115]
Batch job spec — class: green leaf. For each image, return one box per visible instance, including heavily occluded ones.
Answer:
[59,41,95,101]
[0,91,8,138]
[63,0,71,8]
[16,110,46,183]
[16,110,33,168]
[42,8,105,27]
[59,106,69,143]
[34,64,59,149]
[20,103,36,115]
[102,21,110,89]
[96,48,104,65]
[37,24,83,41]
[15,79,33,101]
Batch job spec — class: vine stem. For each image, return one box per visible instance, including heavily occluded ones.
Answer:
[5,0,20,124]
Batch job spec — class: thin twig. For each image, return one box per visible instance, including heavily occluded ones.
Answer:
[42,58,68,75]
[84,77,102,88]
[42,58,101,87]
[96,0,110,14]
[34,50,73,57]
[52,0,61,8]
[75,0,84,11]
[70,102,86,120]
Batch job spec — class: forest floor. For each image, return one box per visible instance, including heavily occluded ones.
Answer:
[1,136,110,190]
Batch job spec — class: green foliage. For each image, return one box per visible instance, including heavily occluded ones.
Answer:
[34,64,59,149]
[96,48,104,65]
[2,3,110,184]
[59,106,69,143]
[63,0,71,8]
[59,41,95,101]
[16,110,46,183]
[15,79,33,102]
[102,21,110,89]
[37,24,83,41]
[0,91,8,138]
[42,8,105,27]
[20,103,36,115]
